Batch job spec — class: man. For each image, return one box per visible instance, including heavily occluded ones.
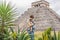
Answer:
[27,15,35,40]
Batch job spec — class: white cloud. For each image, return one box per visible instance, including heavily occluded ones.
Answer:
[0,0,60,15]
[47,0,60,15]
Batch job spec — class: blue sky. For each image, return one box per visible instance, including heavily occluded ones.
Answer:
[1,0,60,16]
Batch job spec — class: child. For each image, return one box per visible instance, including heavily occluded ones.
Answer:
[28,15,34,31]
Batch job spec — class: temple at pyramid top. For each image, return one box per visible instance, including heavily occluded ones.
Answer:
[32,0,49,7]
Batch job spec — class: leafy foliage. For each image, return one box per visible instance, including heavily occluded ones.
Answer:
[0,1,16,40]
[58,31,60,40]
[10,27,30,40]
[38,28,60,40]
[0,0,16,33]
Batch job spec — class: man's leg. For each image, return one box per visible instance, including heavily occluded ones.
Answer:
[30,31,34,40]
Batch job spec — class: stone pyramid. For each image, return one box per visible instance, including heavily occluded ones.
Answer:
[14,0,60,31]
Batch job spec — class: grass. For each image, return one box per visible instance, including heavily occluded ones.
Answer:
[34,31,58,40]
[34,31,43,40]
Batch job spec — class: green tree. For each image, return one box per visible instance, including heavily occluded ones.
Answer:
[58,31,60,40]
[53,29,57,40]
[10,27,30,40]
[0,1,16,40]
[0,1,16,33]
[42,28,52,40]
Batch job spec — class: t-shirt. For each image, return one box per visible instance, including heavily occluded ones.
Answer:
[27,20,34,27]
